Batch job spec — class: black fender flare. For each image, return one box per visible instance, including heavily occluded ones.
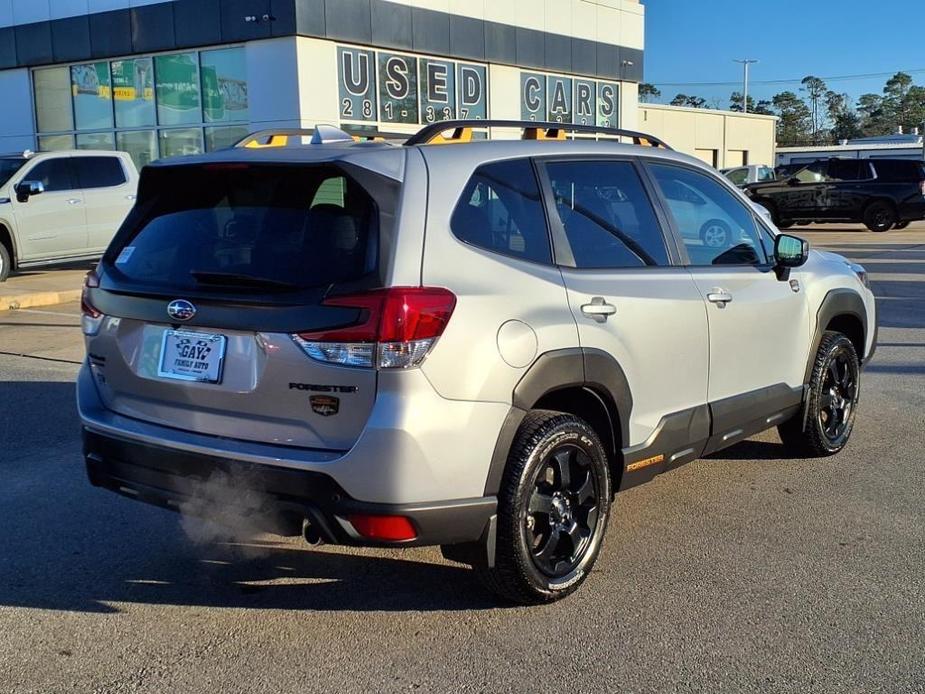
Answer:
[805,288,869,383]
[483,348,633,496]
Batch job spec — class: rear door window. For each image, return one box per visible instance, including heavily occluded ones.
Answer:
[73,156,127,188]
[827,160,870,182]
[544,159,669,268]
[107,164,379,294]
[451,159,552,264]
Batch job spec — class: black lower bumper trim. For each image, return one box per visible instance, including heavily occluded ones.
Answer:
[83,428,496,548]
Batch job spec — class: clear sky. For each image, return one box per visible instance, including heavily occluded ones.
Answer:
[643,0,925,109]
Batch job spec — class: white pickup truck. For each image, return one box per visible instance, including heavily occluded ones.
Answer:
[0,149,138,281]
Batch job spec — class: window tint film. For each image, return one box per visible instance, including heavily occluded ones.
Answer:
[108,165,379,296]
[451,159,551,264]
[827,159,869,182]
[0,158,26,188]
[873,159,924,182]
[23,158,76,192]
[546,160,668,268]
[73,157,127,188]
[649,164,768,266]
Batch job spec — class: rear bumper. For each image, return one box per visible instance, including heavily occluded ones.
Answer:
[898,200,925,221]
[83,427,496,547]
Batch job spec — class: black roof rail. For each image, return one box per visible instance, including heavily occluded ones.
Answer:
[404,119,673,149]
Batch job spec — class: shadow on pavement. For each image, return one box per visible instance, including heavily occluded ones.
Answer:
[0,379,500,614]
[704,439,789,461]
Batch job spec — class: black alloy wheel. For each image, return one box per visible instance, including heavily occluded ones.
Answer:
[864,201,896,232]
[817,344,858,446]
[779,331,861,456]
[526,443,600,577]
[474,410,611,604]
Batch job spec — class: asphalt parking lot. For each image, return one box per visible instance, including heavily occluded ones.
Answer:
[1,225,923,693]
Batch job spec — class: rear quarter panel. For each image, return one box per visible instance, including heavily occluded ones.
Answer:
[417,146,578,404]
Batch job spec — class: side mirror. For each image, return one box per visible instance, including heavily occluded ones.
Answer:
[775,233,809,269]
[15,180,44,203]
[787,177,801,186]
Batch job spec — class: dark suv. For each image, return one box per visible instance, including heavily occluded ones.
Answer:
[746,158,925,232]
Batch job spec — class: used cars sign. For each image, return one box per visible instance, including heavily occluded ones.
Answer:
[338,46,487,125]
[337,44,618,129]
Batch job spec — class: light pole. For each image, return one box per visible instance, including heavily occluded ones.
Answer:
[734,59,759,113]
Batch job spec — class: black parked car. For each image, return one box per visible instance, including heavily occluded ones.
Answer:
[747,158,925,232]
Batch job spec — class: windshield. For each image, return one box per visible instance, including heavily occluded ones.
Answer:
[0,158,26,188]
[107,164,379,296]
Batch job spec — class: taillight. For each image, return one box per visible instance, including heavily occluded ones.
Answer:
[292,287,456,369]
[81,268,104,336]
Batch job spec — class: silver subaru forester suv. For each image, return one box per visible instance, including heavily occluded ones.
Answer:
[79,121,877,604]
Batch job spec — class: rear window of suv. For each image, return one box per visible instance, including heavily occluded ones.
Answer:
[107,164,378,294]
[872,159,925,182]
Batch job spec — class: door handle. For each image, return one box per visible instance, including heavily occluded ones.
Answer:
[706,289,733,307]
[125,194,136,201]
[580,296,617,322]
[66,198,81,205]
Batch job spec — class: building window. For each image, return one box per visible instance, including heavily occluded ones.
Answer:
[37,133,74,152]
[201,47,249,123]
[71,62,113,130]
[159,127,204,158]
[112,58,155,128]
[116,131,158,169]
[76,132,115,150]
[204,125,250,152]
[33,47,249,169]
[154,52,202,127]
[34,67,73,133]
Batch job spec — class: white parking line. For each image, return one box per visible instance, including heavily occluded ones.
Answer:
[12,308,80,318]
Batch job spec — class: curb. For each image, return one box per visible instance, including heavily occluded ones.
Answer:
[2,289,83,311]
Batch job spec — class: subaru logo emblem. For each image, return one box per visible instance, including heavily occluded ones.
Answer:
[167,299,196,322]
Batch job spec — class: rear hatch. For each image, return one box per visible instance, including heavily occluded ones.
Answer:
[83,158,402,451]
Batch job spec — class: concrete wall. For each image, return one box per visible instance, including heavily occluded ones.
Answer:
[378,0,644,51]
[638,103,777,169]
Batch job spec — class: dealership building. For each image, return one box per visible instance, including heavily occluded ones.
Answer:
[0,0,775,167]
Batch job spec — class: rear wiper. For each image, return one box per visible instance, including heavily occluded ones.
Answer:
[190,271,301,291]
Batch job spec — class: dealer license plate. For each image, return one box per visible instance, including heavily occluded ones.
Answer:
[157,330,227,384]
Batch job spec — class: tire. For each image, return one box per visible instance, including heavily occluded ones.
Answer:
[0,242,10,282]
[778,332,861,457]
[893,220,910,230]
[700,219,731,248]
[863,201,896,232]
[474,410,612,605]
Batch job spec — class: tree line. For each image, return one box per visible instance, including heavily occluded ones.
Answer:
[639,72,925,147]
